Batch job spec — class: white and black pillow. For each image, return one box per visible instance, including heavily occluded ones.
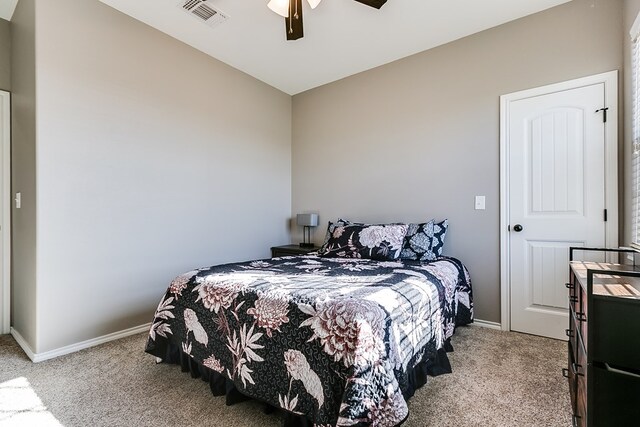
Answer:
[430,219,449,257]
[319,223,408,261]
[400,219,449,261]
[400,220,437,261]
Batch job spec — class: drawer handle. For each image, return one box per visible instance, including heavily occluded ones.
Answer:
[565,328,574,338]
[604,363,640,379]
[572,414,581,427]
[562,368,570,378]
[569,296,578,303]
[565,282,574,290]
[572,362,584,377]
[576,312,587,322]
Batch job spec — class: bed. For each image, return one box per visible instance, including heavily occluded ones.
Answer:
[145,254,473,426]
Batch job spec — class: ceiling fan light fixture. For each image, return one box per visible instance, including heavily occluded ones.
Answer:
[268,0,290,17]
[307,0,322,9]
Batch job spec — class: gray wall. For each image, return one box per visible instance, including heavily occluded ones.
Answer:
[624,0,640,245]
[291,0,624,323]
[20,0,292,353]
[10,0,37,349]
[0,18,9,91]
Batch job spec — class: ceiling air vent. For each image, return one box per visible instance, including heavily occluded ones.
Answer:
[179,0,228,28]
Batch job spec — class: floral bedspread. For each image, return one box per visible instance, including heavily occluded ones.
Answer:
[145,255,473,427]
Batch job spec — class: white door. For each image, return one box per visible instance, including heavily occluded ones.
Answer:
[508,83,607,340]
[0,90,8,335]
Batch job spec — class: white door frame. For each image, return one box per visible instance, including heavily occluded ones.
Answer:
[0,90,10,334]
[499,71,618,332]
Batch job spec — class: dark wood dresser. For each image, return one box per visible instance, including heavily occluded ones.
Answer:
[566,247,640,427]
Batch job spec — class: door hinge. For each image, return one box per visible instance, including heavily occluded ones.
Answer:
[604,209,608,222]
[596,107,609,123]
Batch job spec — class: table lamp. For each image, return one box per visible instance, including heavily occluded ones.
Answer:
[297,213,318,248]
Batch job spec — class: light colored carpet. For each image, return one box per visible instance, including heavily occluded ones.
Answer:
[0,326,570,427]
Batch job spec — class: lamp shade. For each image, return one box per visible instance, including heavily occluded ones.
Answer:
[297,213,319,227]
[268,0,289,17]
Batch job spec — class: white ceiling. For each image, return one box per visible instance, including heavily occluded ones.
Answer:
[0,0,18,21]
[67,1,570,95]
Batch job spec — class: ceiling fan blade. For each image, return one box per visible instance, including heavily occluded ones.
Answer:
[353,0,387,9]
[285,0,304,40]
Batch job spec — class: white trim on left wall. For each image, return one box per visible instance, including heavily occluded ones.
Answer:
[11,323,151,363]
[0,90,11,335]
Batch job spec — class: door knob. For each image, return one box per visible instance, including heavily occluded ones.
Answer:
[513,224,523,232]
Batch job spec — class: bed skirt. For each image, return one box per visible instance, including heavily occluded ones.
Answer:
[147,337,455,427]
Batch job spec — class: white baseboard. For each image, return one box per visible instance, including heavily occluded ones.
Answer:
[10,327,37,361]
[11,323,151,363]
[471,319,503,330]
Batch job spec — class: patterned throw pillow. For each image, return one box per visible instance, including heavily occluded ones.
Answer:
[319,223,408,261]
[430,219,449,257]
[400,220,437,261]
[400,219,449,261]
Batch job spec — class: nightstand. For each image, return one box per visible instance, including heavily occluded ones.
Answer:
[270,245,317,258]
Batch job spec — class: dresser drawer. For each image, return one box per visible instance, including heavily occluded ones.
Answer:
[567,342,577,415]
[568,309,582,360]
[568,278,581,315]
[592,364,640,427]
[566,338,587,427]
[591,298,640,369]
[577,314,588,353]
[570,280,588,349]
[575,339,587,427]
[575,336,587,378]
[575,373,586,427]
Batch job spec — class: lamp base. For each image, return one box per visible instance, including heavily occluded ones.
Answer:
[299,243,315,248]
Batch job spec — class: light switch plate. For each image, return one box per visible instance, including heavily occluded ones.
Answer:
[475,196,485,210]
[15,192,21,209]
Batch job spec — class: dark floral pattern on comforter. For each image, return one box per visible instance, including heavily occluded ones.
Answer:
[145,255,473,427]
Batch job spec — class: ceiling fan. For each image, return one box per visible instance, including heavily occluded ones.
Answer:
[267,0,388,40]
